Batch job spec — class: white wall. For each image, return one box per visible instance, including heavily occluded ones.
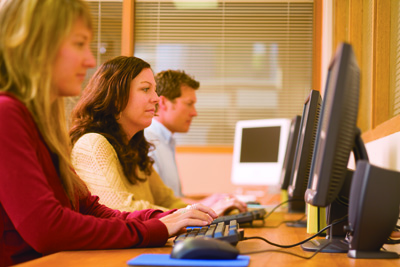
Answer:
[364,132,400,171]
[176,152,236,196]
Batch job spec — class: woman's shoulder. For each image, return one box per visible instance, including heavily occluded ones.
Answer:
[74,133,115,152]
[76,132,107,142]
[0,92,29,115]
[0,92,36,129]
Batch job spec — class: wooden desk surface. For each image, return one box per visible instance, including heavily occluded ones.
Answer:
[16,212,400,267]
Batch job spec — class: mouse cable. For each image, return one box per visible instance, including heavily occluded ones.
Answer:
[242,216,347,249]
[263,214,307,229]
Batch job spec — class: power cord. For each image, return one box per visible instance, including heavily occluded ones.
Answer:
[240,216,347,259]
[240,241,332,260]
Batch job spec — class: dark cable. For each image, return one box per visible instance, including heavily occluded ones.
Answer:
[263,198,305,221]
[240,220,338,259]
[241,240,332,260]
[243,216,347,249]
[263,214,307,229]
[386,238,400,245]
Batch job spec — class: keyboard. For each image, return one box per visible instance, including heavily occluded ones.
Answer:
[211,208,267,226]
[174,219,244,245]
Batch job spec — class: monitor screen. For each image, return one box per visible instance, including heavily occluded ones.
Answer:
[240,126,281,163]
[279,115,301,190]
[231,118,290,185]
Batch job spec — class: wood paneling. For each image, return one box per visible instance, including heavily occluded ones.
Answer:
[372,0,391,127]
[312,0,323,91]
[121,0,134,56]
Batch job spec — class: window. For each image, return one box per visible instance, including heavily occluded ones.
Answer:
[65,0,123,127]
[134,0,314,146]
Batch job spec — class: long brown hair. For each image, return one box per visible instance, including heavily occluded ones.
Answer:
[69,56,154,183]
[0,0,92,204]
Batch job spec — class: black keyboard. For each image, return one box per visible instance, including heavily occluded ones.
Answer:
[174,219,244,245]
[211,208,266,225]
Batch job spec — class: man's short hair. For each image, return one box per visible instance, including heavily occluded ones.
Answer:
[155,70,200,100]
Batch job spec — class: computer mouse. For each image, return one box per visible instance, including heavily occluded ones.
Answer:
[170,238,239,260]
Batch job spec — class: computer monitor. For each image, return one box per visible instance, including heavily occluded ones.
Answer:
[279,115,301,191]
[231,118,291,185]
[302,42,367,253]
[287,90,321,214]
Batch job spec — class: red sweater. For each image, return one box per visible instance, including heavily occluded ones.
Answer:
[0,93,172,266]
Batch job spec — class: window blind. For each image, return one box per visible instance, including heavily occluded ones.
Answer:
[134,0,314,146]
[65,0,123,128]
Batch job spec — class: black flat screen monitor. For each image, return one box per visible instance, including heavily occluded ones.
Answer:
[302,42,366,253]
[279,115,301,190]
[287,90,321,212]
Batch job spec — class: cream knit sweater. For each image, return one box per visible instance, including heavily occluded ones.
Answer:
[71,133,187,212]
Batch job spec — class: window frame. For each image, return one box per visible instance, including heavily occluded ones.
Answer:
[122,0,322,150]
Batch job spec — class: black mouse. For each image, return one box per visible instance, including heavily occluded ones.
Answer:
[170,238,239,260]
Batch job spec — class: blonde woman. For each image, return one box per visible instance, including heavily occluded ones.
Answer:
[0,1,216,265]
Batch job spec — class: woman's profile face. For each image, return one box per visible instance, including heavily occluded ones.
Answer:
[118,68,159,139]
[53,18,96,98]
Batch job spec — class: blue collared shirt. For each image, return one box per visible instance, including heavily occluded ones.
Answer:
[144,119,183,197]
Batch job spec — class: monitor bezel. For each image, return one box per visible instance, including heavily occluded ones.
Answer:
[279,115,302,190]
[287,90,321,199]
[305,43,360,207]
[231,118,291,185]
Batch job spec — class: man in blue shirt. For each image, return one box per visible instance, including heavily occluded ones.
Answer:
[145,70,247,214]
[144,70,199,197]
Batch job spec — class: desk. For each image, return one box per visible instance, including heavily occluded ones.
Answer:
[16,212,400,267]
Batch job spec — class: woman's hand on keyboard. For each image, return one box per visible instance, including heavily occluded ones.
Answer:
[209,196,248,216]
[159,204,218,237]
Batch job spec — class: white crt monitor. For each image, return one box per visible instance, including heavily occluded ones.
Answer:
[231,118,291,185]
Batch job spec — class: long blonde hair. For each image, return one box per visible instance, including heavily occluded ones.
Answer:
[0,0,92,205]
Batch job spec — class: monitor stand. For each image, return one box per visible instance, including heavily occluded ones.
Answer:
[286,197,306,228]
[285,219,307,228]
[301,170,353,253]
